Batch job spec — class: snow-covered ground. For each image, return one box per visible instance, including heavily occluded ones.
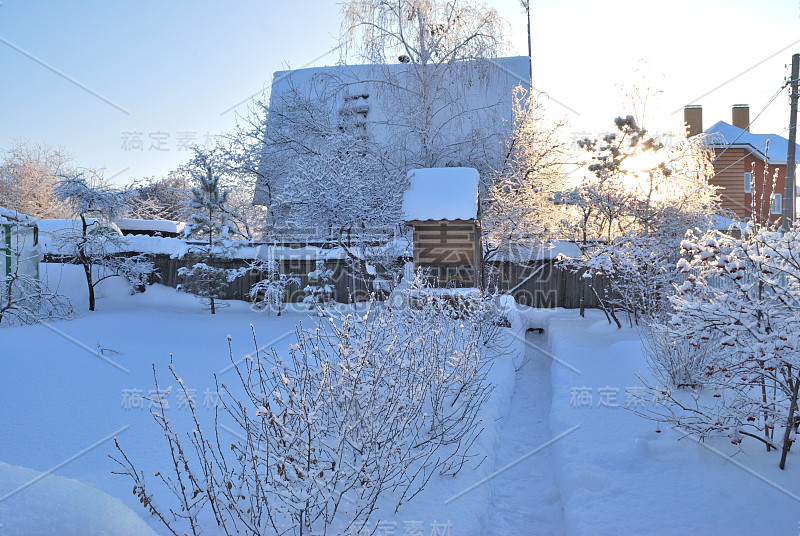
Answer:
[2,264,800,534]
[540,311,800,535]
[485,328,565,535]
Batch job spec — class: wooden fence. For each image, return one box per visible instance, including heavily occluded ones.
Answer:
[46,252,611,309]
[150,255,609,309]
[485,261,610,309]
[150,255,371,304]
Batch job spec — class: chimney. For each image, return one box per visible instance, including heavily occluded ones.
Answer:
[732,104,750,131]
[684,105,703,137]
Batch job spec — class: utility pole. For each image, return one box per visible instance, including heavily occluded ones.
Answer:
[782,53,799,232]
[520,0,532,92]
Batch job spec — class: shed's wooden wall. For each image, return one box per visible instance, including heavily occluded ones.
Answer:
[409,219,481,286]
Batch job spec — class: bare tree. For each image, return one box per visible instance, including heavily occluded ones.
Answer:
[246,78,346,216]
[481,86,571,262]
[53,170,154,311]
[125,173,193,222]
[340,0,512,172]
[557,116,719,324]
[242,84,408,297]
[0,140,73,219]
[273,115,404,237]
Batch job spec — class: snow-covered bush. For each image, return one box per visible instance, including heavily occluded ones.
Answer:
[248,259,300,315]
[640,319,713,389]
[0,275,73,327]
[638,226,800,468]
[302,260,334,308]
[113,292,502,535]
[400,273,509,348]
[567,234,682,327]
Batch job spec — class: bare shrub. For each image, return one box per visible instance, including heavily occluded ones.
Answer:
[113,291,502,535]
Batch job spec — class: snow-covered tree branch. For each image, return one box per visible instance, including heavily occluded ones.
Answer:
[53,170,155,311]
[638,226,800,468]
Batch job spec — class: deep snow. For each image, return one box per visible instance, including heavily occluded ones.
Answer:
[2,264,800,534]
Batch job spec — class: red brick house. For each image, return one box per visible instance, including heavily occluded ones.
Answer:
[685,104,799,226]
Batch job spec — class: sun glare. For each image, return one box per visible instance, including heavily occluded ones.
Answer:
[620,149,662,174]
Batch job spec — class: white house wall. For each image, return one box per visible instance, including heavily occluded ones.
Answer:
[253,56,530,207]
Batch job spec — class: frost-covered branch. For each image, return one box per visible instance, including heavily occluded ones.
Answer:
[114,285,505,534]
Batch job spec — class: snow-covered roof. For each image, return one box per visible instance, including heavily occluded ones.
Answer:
[37,218,122,235]
[705,121,800,165]
[114,218,185,234]
[0,206,36,225]
[403,167,479,222]
[268,57,531,97]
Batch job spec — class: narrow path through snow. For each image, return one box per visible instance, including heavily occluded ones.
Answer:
[485,329,566,536]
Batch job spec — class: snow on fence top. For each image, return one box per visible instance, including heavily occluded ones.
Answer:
[402,167,479,222]
[0,206,36,225]
[36,218,346,260]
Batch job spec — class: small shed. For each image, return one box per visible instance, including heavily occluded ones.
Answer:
[0,207,41,297]
[402,168,482,287]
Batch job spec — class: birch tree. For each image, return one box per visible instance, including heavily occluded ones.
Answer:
[340,0,511,171]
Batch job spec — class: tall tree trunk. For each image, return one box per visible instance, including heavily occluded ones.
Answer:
[208,203,216,314]
[779,368,800,470]
[85,263,95,312]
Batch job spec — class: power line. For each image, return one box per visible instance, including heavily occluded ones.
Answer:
[711,127,790,179]
[711,82,788,165]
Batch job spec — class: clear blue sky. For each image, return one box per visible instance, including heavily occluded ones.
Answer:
[1,1,798,185]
